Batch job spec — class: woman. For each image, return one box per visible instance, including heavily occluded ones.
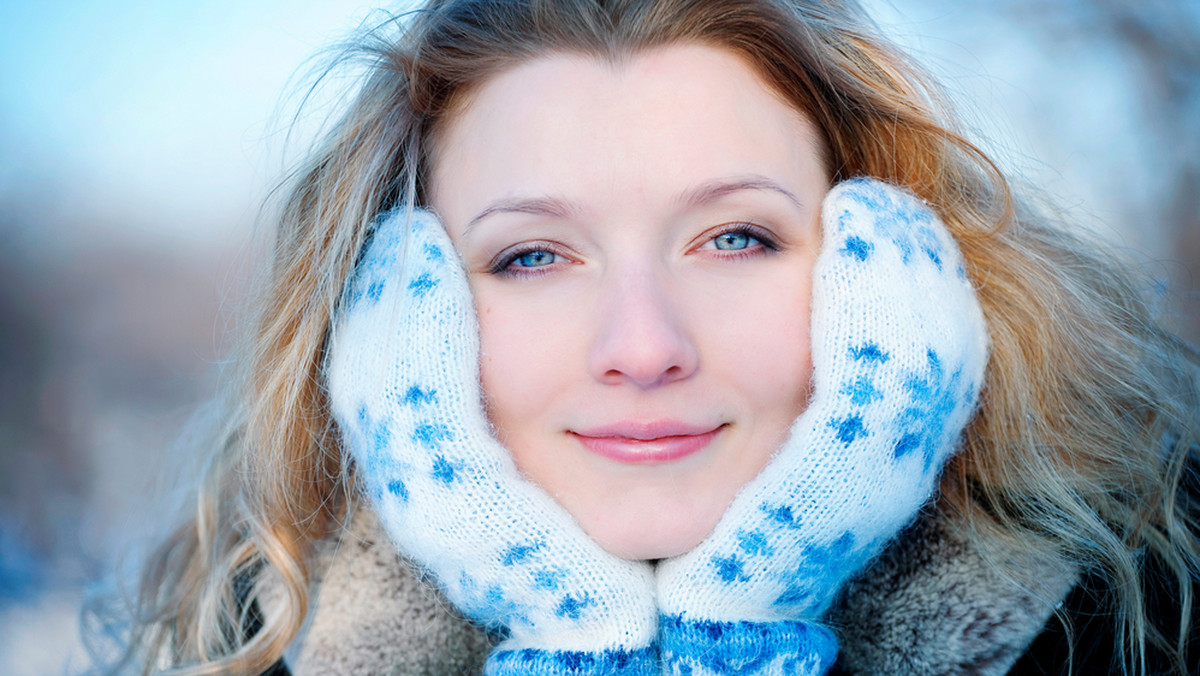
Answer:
[99,0,1199,674]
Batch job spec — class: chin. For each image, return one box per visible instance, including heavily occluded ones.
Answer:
[584,507,720,561]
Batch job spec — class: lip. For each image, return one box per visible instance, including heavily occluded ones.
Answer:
[570,421,723,464]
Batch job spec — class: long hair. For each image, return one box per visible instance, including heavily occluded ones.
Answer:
[97,1,1200,673]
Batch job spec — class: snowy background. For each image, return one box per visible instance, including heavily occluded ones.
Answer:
[1,1,1196,673]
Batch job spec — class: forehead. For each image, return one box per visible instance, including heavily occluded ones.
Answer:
[428,44,826,221]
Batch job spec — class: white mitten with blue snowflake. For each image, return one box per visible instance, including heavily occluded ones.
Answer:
[327,209,659,675]
[656,178,989,675]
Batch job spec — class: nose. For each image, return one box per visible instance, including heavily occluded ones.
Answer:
[587,267,699,388]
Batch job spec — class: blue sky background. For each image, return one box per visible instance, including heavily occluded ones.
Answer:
[0,1,387,250]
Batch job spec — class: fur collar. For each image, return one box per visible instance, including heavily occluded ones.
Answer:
[829,507,1077,674]
[268,504,1077,675]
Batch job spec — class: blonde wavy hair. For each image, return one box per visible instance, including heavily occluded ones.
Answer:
[93,0,1200,673]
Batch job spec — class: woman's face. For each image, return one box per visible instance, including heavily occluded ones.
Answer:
[430,44,828,559]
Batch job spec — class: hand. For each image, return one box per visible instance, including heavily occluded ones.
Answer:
[327,209,658,675]
[656,178,989,675]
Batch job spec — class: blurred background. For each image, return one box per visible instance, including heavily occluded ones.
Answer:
[1,1,1196,673]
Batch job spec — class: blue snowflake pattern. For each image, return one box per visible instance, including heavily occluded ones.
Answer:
[352,406,409,504]
[344,224,401,308]
[386,479,408,501]
[411,422,452,449]
[489,647,658,675]
[892,348,967,471]
[841,177,890,211]
[661,616,838,676]
[454,572,528,629]
[828,414,869,445]
[365,280,386,302]
[501,540,543,566]
[712,554,750,584]
[554,593,592,620]
[532,567,567,591]
[430,454,462,485]
[912,224,944,271]
[736,529,775,557]
[486,585,507,606]
[839,233,873,261]
[346,258,390,307]
[849,342,889,364]
[402,384,437,407]
[841,374,883,406]
[408,272,439,297]
[356,406,390,453]
[773,532,858,612]
[844,181,944,270]
[761,503,803,530]
[342,214,458,309]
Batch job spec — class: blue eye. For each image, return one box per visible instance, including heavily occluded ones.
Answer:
[512,249,557,267]
[488,243,569,277]
[697,224,781,258]
[713,231,756,250]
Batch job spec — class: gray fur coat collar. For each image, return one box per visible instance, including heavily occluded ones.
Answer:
[270,504,1077,675]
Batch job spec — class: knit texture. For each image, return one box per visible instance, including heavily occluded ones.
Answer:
[327,179,988,675]
[660,616,837,675]
[268,502,1079,675]
[656,178,989,675]
[327,211,658,674]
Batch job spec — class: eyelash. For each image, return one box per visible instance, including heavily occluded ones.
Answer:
[487,223,781,278]
[699,222,781,258]
[488,241,568,278]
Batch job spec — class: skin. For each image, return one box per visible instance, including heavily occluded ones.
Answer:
[430,44,830,560]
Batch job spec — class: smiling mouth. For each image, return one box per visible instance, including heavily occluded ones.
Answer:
[570,424,724,464]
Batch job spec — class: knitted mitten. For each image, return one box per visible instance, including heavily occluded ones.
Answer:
[327,210,658,675]
[656,178,989,675]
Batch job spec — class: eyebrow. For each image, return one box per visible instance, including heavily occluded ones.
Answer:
[464,174,803,231]
[465,196,578,232]
[677,175,804,211]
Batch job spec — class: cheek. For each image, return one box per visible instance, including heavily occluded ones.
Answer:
[750,306,812,426]
[474,290,575,428]
[700,264,815,413]
[476,301,525,422]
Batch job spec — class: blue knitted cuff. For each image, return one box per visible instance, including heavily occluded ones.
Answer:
[660,615,838,676]
[486,646,659,675]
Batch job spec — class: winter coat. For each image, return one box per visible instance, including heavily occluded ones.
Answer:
[258,498,1191,675]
